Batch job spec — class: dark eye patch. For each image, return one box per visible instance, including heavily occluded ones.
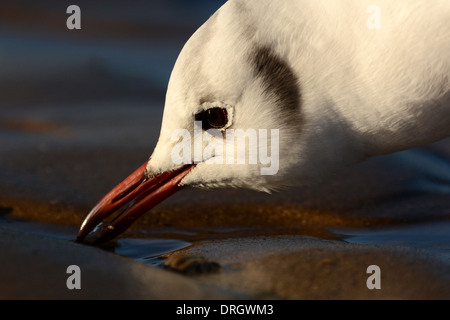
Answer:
[249,46,300,116]
[195,107,228,130]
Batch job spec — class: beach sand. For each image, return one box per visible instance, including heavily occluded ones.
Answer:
[1,125,449,299]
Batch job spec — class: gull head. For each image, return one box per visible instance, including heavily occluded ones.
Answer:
[77,1,361,244]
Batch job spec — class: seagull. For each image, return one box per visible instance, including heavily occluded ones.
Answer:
[77,0,450,244]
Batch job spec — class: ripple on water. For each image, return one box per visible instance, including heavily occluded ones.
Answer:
[113,238,191,266]
[336,221,450,267]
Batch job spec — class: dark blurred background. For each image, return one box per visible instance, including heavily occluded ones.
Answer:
[0,0,227,206]
[0,0,226,106]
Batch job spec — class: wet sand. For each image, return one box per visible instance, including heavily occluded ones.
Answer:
[1,127,449,299]
[1,0,450,299]
[0,227,241,299]
[1,215,449,299]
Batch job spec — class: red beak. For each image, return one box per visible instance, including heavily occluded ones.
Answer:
[77,162,195,245]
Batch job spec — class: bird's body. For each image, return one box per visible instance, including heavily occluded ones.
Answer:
[78,0,450,243]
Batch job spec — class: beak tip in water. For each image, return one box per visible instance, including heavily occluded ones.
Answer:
[76,163,195,245]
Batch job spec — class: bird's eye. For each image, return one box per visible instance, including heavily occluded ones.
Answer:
[195,107,228,130]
